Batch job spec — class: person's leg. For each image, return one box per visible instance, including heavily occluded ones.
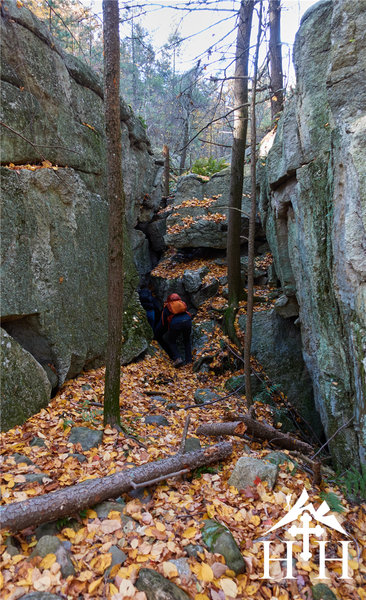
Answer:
[182,322,192,363]
[155,323,174,359]
[167,327,181,361]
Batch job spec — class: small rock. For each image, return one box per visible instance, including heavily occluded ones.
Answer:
[128,488,153,503]
[5,537,20,556]
[150,395,167,404]
[81,384,92,390]
[12,453,34,465]
[110,545,127,567]
[166,403,179,411]
[17,594,63,600]
[94,501,125,519]
[31,535,75,578]
[170,558,191,582]
[30,437,46,447]
[35,522,59,540]
[69,452,87,463]
[68,427,103,451]
[22,473,50,485]
[228,456,278,491]
[312,583,339,600]
[202,519,245,574]
[145,415,170,427]
[194,388,219,405]
[136,567,191,600]
[185,544,204,558]
[184,438,202,453]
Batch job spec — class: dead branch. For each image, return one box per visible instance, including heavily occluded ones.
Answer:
[0,442,232,533]
[179,415,191,453]
[196,417,313,454]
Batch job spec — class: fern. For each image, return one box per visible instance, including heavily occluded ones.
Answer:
[319,491,345,513]
[191,156,228,178]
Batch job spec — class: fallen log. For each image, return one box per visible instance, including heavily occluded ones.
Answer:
[0,442,232,533]
[196,418,313,454]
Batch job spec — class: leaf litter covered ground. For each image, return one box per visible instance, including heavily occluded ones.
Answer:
[1,256,365,600]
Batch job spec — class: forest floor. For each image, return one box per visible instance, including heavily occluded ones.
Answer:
[1,256,365,600]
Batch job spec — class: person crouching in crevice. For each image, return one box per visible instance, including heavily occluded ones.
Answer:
[155,293,192,367]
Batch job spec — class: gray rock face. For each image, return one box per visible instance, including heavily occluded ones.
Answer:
[258,0,366,467]
[131,229,152,277]
[136,568,191,600]
[68,427,103,451]
[165,169,258,249]
[228,456,278,491]
[239,310,321,437]
[0,1,158,427]
[1,329,51,431]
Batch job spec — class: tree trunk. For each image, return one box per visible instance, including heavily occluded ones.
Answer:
[244,1,263,406]
[0,443,232,533]
[163,144,170,197]
[103,0,124,428]
[179,108,189,174]
[269,0,283,120]
[196,418,313,454]
[227,0,254,307]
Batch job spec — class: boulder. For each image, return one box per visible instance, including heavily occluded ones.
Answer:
[228,456,278,491]
[191,279,219,308]
[135,568,191,600]
[165,169,258,249]
[68,427,103,451]
[202,519,245,575]
[182,266,209,293]
[0,329,51,431]
[31,535,75,578]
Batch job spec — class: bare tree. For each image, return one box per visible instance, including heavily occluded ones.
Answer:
[269,0,283,120]
[226,0,254,308]
[244,0,263,406]
[103,0,125,428]
[224,0,254,343]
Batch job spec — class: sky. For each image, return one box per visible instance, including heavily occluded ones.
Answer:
[81,0,318,83]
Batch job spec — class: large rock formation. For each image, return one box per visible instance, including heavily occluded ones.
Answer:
[165,169,265,249]
[0,1,158,428]
[258,0,366,467]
